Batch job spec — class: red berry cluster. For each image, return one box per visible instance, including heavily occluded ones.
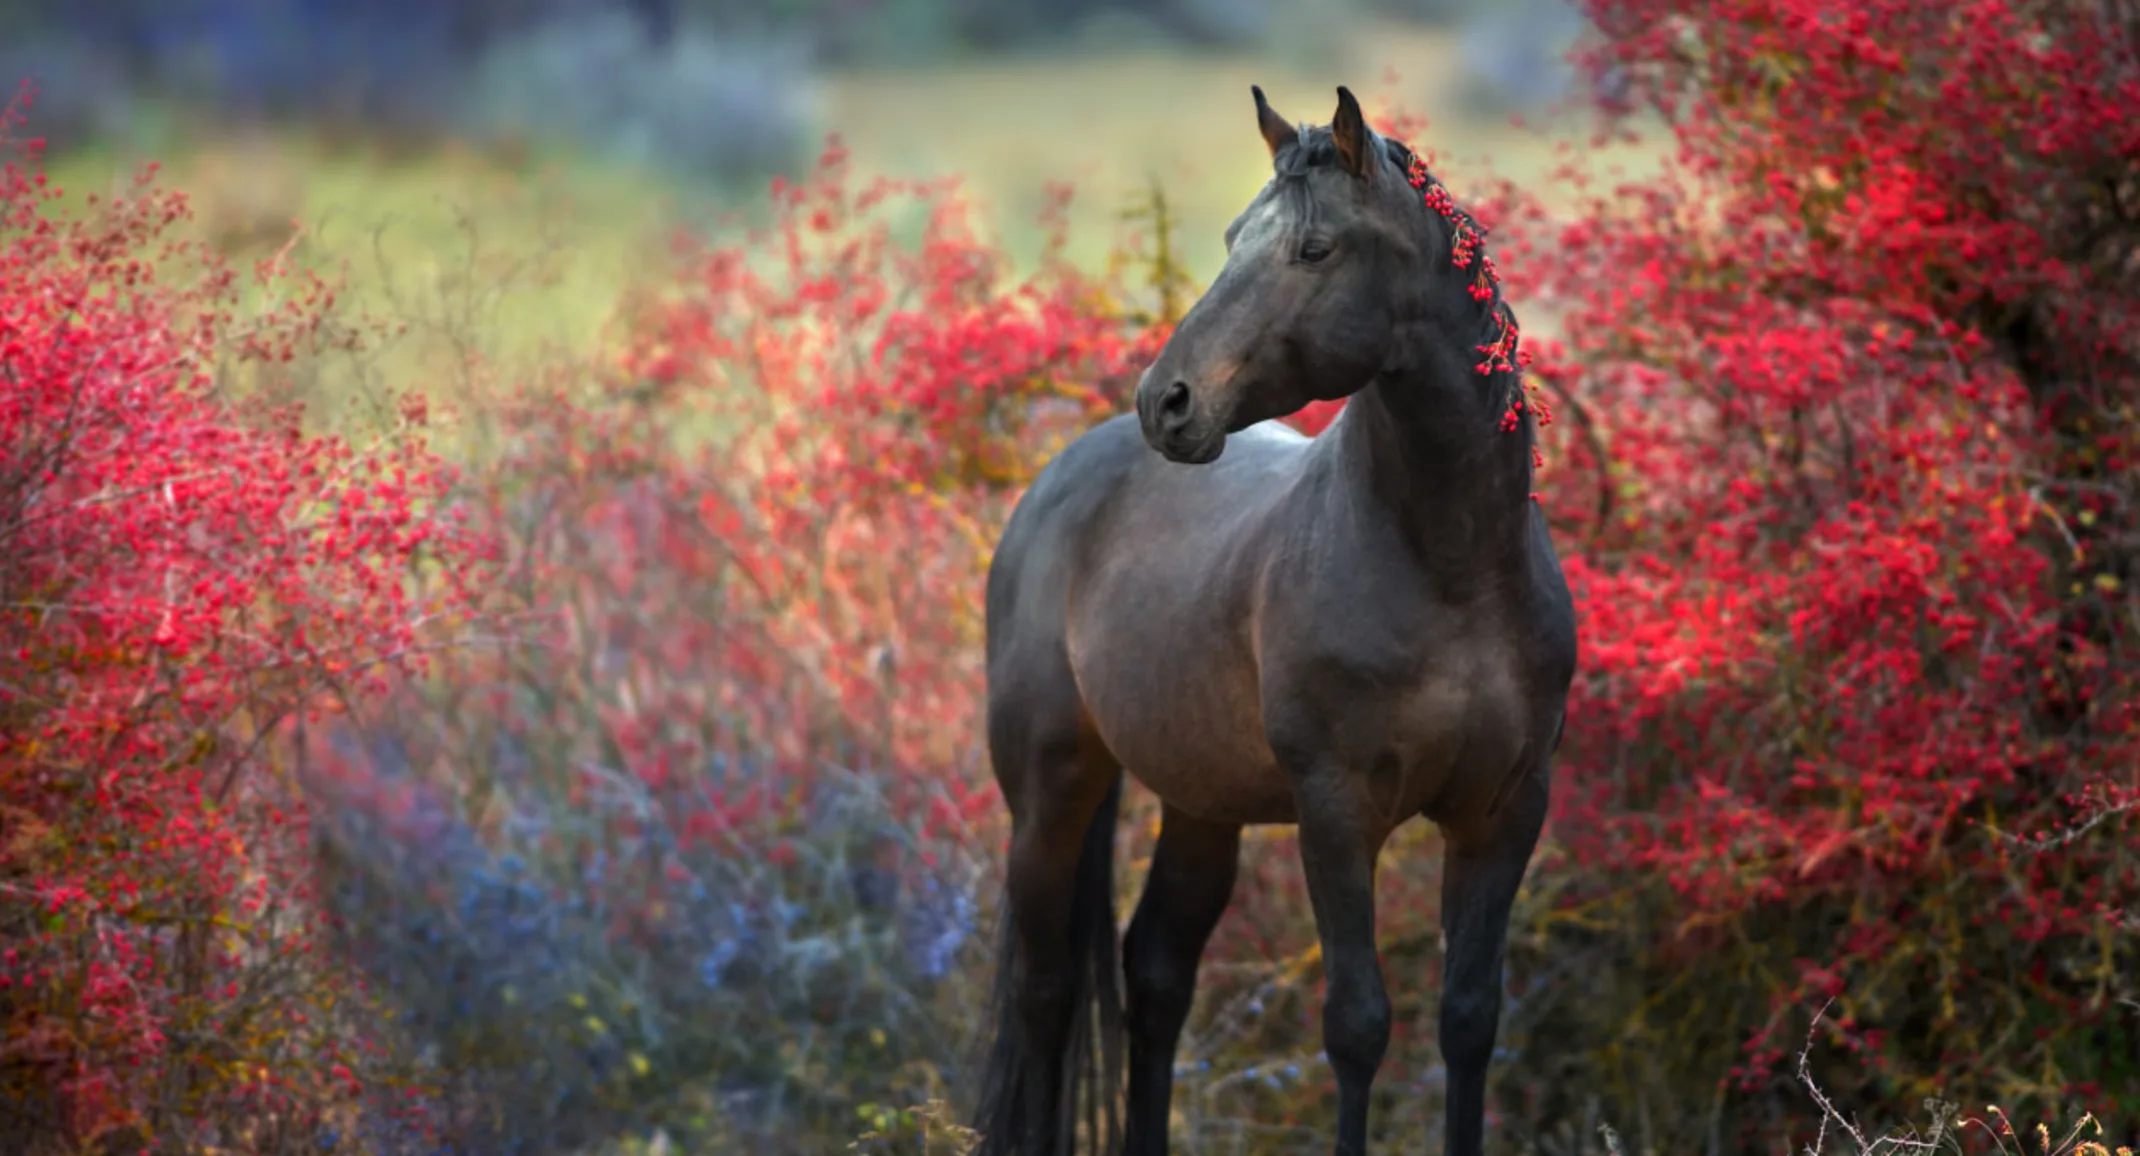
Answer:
[1405,150,1551,480]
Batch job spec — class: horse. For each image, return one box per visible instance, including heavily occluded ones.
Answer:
[969,85,1579,1156]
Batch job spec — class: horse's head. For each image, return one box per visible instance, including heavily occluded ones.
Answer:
[1135,85,1425,464]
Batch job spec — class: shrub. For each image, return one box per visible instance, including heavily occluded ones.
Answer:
[297,141,1175,1151]
[308,727,988,1154]
[0,102,486,1150]
[1465,0,2140,1145]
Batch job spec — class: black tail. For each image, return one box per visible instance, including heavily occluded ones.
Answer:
[971,776,1126,1156]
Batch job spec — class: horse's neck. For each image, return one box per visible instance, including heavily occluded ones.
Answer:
[1329,320,1536,581]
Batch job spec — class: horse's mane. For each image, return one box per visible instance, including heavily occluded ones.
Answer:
[1271,125,1531,442]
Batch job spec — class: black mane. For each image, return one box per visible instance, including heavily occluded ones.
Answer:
[1272,124,1531,441]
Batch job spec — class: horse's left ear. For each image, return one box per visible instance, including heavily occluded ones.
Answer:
[1331,86,1372,180]
[1253,85,1299,158]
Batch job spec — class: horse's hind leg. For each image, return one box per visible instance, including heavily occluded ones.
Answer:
[1437,764,1549,1156]
[974,664,1125,1156]
[1122,805,1241,1156]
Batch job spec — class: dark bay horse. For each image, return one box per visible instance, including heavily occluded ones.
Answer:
[971,85,1578,1156]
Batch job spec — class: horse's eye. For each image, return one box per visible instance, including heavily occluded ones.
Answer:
[1299,239,1333,264]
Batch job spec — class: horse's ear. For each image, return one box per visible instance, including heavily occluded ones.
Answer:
[1252,85,1298,158]
[1331,85,1371,179]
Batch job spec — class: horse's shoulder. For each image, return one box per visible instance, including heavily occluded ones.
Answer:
[1001,416,1146,532]
[1038,413,1150,488]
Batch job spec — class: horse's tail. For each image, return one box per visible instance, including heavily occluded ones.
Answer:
[971,775,1126,1156]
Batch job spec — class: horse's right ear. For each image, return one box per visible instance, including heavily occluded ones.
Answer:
[1252,85,1298,158]
[1330,85,1371,179]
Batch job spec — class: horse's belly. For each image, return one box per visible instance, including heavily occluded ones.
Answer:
[1067,620,1297,826]
[1109,724,1297,826]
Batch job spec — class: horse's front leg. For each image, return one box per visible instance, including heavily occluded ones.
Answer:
[1123,804,1241,1156]
[1436,762,1549,1156]
[1290,762,1397,1156]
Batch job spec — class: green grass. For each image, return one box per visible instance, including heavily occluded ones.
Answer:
[54,133,665,353]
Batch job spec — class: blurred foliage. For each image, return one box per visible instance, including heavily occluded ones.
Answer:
[307,731,987,1154]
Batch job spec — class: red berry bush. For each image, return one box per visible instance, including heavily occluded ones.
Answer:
[1472,0,2140,1145]
[299,143,1194,1152]
[0,100,484,1150]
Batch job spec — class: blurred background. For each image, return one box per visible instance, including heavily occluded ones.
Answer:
[0,0,1666,476]
[0,0,1623,281]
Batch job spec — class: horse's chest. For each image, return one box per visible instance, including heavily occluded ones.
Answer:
[1390,664,1533,814]
[1265,633,1541,824]
[1387,670,1499,752]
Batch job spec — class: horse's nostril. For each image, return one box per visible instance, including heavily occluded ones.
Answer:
[1159,381,1192,423]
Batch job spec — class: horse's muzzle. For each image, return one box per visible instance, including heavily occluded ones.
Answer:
[1136,377,1226,464]
[1157,430,1225,464]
